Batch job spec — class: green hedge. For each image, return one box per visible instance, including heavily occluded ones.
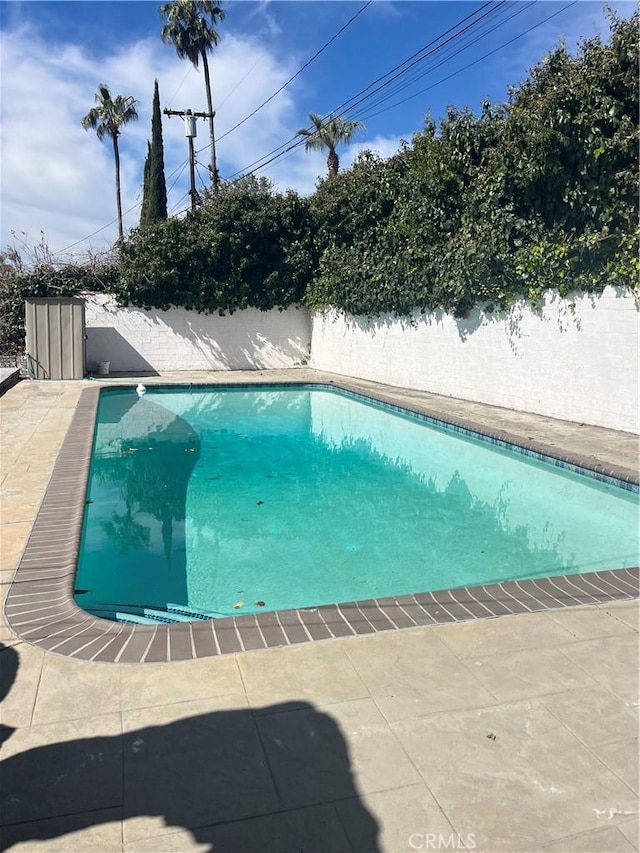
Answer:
[117,176,315,314]
[306,11,639,317]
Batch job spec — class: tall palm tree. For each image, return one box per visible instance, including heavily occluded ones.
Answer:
[297,113,365,178]
[160,0,225,192]
[81,84,138,240]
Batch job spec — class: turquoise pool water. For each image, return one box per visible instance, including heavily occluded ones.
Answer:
[75,386,639,623]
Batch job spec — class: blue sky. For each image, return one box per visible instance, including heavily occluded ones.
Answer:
[0,0,635,257]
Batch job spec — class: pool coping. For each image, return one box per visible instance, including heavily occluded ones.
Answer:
[4,380,639,664]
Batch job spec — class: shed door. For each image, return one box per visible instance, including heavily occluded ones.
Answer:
[25,298,86,379]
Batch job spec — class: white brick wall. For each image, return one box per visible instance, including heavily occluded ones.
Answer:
[310,287,639,433]
[84,294,312,372]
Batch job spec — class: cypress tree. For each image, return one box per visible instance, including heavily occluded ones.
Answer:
[140,80,168,227]
[140,142,151,226]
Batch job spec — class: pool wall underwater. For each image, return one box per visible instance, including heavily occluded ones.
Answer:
[4,380,639,664]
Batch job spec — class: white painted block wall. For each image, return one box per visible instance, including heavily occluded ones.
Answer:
[310,287,639,434]
[84,294,311,372]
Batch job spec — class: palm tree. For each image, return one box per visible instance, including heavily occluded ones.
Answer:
[81,84,138,240]
[160,0,225,192]
[297,113,365,178]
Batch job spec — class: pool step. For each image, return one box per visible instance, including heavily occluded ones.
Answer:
[113,608,193,625]
[84,601,215,624]
[115,611,161,625]
[144,607,194,623]
[166,603,218,620]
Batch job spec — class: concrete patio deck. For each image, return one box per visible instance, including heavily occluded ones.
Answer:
[1,371,638,853]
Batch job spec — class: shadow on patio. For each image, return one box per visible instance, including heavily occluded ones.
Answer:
[0,643,380,852]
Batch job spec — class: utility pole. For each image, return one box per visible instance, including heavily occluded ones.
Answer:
[163,108,215,211]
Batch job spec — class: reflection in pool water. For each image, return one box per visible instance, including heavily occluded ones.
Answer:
[76,393,199,619]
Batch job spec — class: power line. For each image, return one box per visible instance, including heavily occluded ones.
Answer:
[216,54,264,109]
[351,1,535,124]
[51,152,192,256]
[52,0,581,254]
[358,0,578,124]
[166,65,193,109]
[52,212,129,257]
[166,158,190,196]
[169,192,191,216]
[224,0,502,180]
[198,0,372,156]
[194,159,208,192]
[324,1,503,126]
[228,0,577,183]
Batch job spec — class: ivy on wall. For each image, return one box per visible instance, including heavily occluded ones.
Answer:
[307,11,639,318]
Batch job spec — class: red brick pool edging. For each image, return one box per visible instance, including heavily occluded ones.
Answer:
[3,383,639,664]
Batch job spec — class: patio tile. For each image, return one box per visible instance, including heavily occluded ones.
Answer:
[1,472,52,494]
[335,783,456,853]
[0,629,20,649]
[546,605,637,639]
[468,646,596,702]
[342,629,495,723]
[14,452,61,470]
[0,713,123,826]
[122,695,279,843]
[541,686,639,746]
[619,817,640,849]
[589,738,639,794]
[1,640,45,728]
[0,501,42,525]
[256,697,421,810]
[392,701,639,852]
[31,652,123,725]
[0,807,123,852]
[120,655,244,710]
[125,803,353,853]
[239,641,370,711]
[0,608,18,642]
[432,610,575,658]
[0,521,33,570]
[541,825,638,852]
[559,634,640,705]
[603,599,640,631]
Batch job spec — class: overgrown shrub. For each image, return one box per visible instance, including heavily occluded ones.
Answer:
[117,176,315,313]
[307,10,639,317]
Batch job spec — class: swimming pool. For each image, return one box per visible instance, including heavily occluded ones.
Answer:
[74,385,639,625]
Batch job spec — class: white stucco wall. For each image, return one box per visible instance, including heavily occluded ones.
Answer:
[310,287,639,434]
[84,294,311,372]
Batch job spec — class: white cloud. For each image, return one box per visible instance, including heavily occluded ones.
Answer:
[0,23,317,256]
[0,15,398,256]
[247,1,283,39]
